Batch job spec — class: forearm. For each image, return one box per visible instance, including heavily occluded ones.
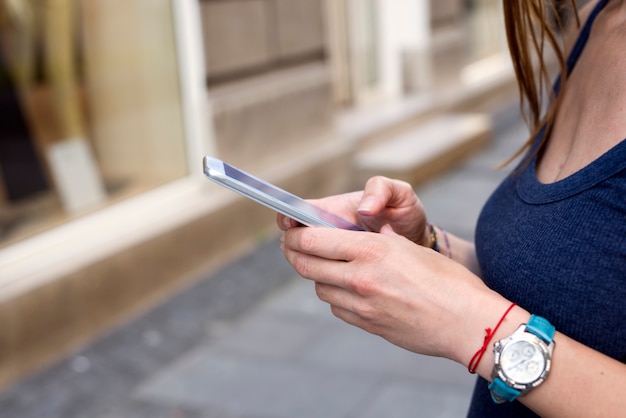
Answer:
[523,332,626,417]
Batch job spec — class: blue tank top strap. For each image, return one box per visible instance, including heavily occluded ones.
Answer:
[554,0,609,94]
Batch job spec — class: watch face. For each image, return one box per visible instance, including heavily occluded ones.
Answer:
[500,340,546,384]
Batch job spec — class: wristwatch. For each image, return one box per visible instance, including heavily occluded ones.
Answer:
[489,315,555,403]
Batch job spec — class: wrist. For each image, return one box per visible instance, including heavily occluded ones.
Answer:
[467,302,517,374]
[473,306,532,379]
[454,296,531,378]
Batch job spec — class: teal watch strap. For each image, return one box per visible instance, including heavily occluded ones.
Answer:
[489,377,521,403]
[489,315,555,404]
[526,314,555,344]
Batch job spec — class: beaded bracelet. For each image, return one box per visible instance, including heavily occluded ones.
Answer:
[427,223,440,253]
[427,223,451,258]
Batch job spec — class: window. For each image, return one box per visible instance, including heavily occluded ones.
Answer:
[0,0,193,248]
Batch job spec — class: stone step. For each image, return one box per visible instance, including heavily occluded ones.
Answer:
[353,113,492,188]
[209,62,335,172]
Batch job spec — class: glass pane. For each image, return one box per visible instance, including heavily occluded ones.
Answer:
[0,0,188,247]
[465,0,505,62]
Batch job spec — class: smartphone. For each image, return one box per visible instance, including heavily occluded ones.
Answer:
[203,156,364,231]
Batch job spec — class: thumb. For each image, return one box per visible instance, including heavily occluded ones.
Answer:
[357,176,394,216]
[357,194,384,216]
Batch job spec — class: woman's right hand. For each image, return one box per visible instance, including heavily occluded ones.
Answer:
[277,176,429,246]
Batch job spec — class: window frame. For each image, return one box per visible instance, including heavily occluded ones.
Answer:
[0,0,215,302]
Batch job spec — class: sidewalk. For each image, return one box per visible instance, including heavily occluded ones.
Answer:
[0,109,528,418]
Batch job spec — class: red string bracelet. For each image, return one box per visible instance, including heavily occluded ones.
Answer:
[467,302,517,374]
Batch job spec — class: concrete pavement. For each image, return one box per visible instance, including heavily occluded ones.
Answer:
[0,108,527,418]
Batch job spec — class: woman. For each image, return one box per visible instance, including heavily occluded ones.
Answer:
[278,0,626,416]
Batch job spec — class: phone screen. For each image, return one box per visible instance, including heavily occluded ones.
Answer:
[204,156,365,231]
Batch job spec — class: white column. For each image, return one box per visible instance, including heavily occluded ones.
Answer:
[375,0,430,98]
[172,0,215,175]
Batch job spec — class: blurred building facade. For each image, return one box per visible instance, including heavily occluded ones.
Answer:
[0,0,516,390]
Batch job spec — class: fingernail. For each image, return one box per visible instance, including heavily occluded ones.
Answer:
[358,196,376,215]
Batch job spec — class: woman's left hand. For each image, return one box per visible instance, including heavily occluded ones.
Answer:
[280,224,506,364]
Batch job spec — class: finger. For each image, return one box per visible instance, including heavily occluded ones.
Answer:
[328,305,371,331]
[282,229,390,298]
[357,176,393,216]
[308,192,363,223]
[282,226,368,262]
[276,213,290,231]
[358,176,416,216]
[284,248,357,291]
[276,213,303,230]
[315,281,352,307]
[315,282,372,327]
